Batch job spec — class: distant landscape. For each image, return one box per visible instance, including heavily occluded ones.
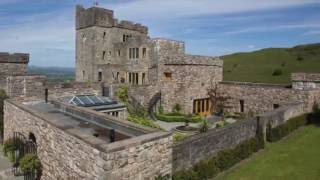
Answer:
[28,66,75,82]
[29,43,320,84]
[223,43,320,84]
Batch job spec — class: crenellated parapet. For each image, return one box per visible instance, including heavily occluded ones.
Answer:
[0,52,29,64]
[76,5,148,34]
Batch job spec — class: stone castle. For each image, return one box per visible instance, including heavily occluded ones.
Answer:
[1,5,320,180]
[75,5,223,115]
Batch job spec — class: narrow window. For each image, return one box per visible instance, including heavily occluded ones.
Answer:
[117,72,120,80]
[164,72,172,81]
[132,48,135,59]
[102,51,106,60]
[103,32,106,39]
[109,51,112,55]
[142,48,147,57]
[136,48,139,58]
[142,73,145,84]
[240,100,244,113]
[202,99,205,112]
[206,98,209,111]
[82,70,85,80]
[193,100,196,114]
[136,73,139,85]
[129,73,132,83]
[129,48,132,59]
[118,50,121,56]
[273,104,280,109]
[98,72,102,82]
[123,35,126,42]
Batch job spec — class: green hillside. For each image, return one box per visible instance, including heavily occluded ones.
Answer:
[222,43,320,84]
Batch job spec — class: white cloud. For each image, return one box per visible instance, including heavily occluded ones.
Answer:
[222,23,320,35]
[302,30,320,36]
[104,0,319,20]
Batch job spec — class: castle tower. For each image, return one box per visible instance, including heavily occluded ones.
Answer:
[75,5,148,83]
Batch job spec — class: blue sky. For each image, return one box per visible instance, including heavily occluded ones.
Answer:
[0,0,320,67]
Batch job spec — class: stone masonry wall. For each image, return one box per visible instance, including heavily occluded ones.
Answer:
[173,102,306,172]
[292,73,320,90]
[4,100,173,179]
[173,117,258,171]
[6,75,46,98]
[218,81,320,114]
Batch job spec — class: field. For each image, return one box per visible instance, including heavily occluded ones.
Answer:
[216,124,320,180]
[223,43,320,84]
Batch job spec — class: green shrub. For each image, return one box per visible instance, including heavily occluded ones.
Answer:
[272,69,283,76]
[127,115,161,129]
[173,132,188,143]
[19,154,41,173]
[155,113,202,123]
[3,138,24,162]
[116,85,129,102]
[267,114,308,142]
[173,136,264,179]
[172,104,182,113]
[199,119,209,133]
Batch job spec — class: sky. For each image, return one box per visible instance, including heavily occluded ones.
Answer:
[0,0,320,67]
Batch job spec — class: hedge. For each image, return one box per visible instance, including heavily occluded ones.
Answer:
[172,135,264,180]
[127,115,162,129]
[155,113,202,123]
[266,114,308,142]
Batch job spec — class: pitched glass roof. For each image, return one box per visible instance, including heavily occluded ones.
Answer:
[68,95,117,107]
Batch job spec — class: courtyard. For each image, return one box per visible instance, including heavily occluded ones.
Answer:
[216,124,320,180]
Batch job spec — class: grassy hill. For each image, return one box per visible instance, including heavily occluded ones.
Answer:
[222,43,320,84]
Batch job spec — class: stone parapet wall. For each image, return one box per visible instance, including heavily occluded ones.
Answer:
[46,82,102,99]
[173,118,258,171]
[218,81,315,113]
[173,103,306,172]
[292,73,320,90]
[4,100,173,179]
[0,52,29,64]
[6,75,46,98]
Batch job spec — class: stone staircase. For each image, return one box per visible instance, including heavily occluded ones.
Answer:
[148,92,161,120]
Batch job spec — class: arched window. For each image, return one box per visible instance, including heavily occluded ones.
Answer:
[29,132,36,144]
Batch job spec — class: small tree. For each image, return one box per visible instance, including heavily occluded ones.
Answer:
[199,119,209,133]
[207,82,231,117]
[116,85,128,102]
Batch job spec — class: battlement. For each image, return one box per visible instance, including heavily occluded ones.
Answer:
[0,52,29,64]
[76,5,148,34]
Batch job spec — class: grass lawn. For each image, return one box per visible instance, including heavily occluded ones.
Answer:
[216,124,320,180]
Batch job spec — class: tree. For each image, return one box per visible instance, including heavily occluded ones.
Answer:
[0,89,8,139]
[207,82,231,116]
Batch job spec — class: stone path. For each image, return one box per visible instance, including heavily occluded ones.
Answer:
[0,148,23,180]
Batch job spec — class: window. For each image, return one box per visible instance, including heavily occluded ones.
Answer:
[142,73,146,84]
[129,48,139,59]
[103,32,106,39]
[240,100,244,113]
[193,98,211,115]
[102,51,106,60]
[118,50,121,56]
[98,72,102,82]
[128,72,139,85]
[109,51,112,55]
[273,104,280,109]
[123,34,126,42]
[164,72,172,81]
[142,48,147,57]
[82,70,85,80]
[123,34,132,42]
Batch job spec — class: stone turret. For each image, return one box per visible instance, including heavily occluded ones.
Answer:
[76,5,148,34]
[0,52,29,64]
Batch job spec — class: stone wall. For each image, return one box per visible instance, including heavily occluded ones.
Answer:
[173,118,258,171]
[173,102,306,172]
[292,73,320,90]
[218,81,320,114]
[46,82,102,99]
[6,75,46,98]
[4,100,173,179]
